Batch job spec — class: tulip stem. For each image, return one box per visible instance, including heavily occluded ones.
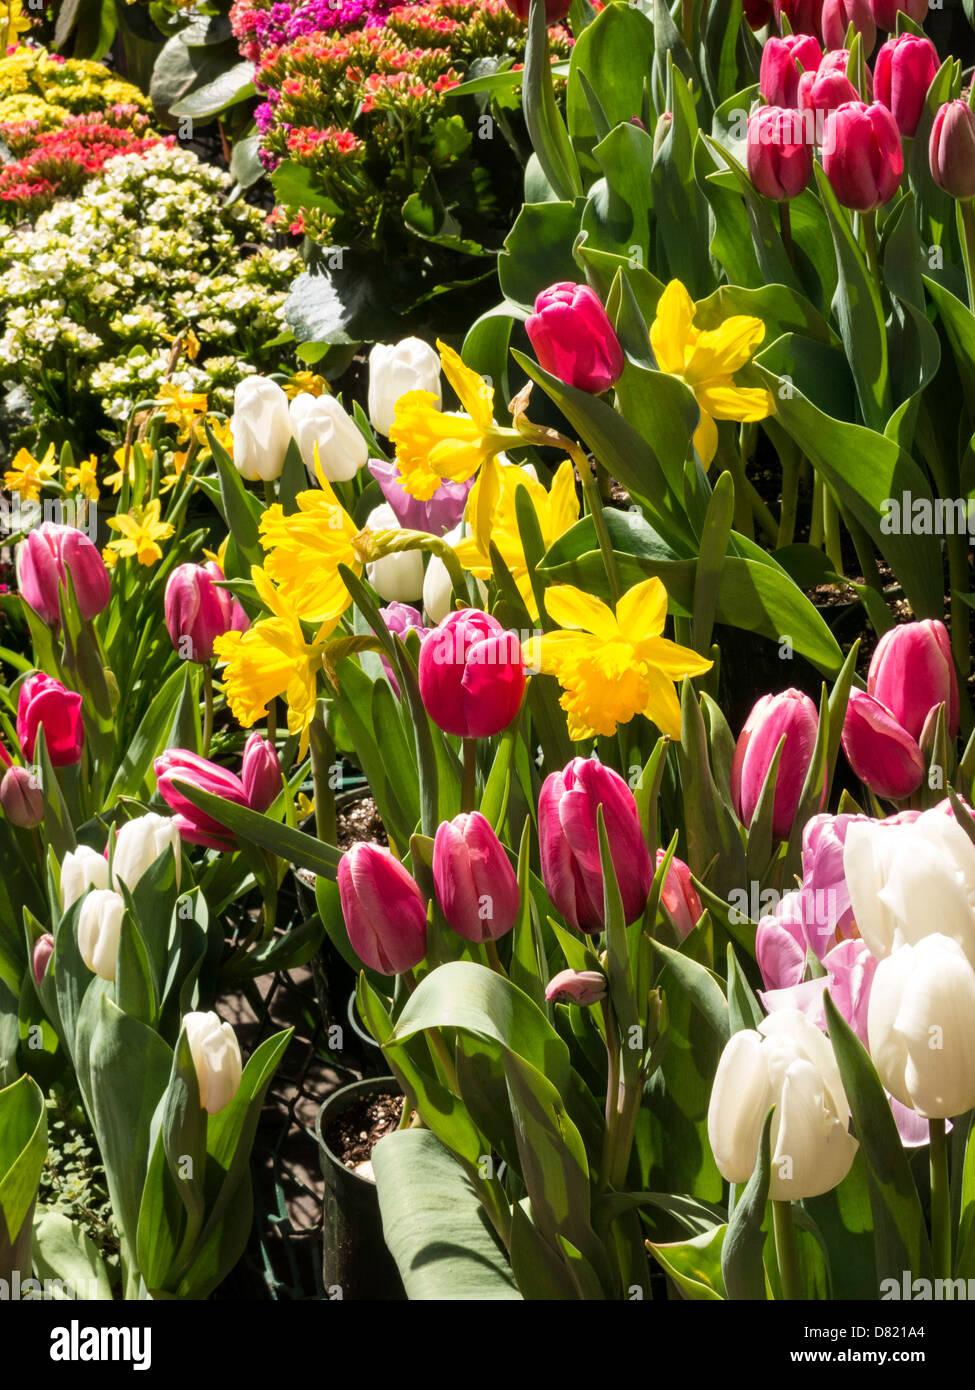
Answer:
[309,715,337,845]
[779,202,794,267]
[860,211,882,293]
[959,200,975,314]
[485,938,506,976]
[202,661,214,759]
[599,997,621,1185]
[772,1199,803,1300]
[930,1117,951,1280]
[461,737,478,813]
[823,483,844,578]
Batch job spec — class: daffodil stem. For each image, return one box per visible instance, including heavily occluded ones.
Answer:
[309,714,337,845]
[930,1118,951,1280]
[576,449,622,604]
[772,1199,803,1300]
[202,661,214,759]
[461,737,477,813]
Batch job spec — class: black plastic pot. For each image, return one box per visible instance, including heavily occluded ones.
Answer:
[315,1076,406,1301]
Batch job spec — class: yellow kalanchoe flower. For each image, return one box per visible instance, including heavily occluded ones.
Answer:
[4,443,57,501]
[523,578,712,741]
[389,340,518,501]
[650,280,775,469]
[106,500,174,566]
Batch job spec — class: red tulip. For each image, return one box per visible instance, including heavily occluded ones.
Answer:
[418,609,525,739]
[774,0,825,36]
[503,0,571,20]
[822,100,903,210]
[930,100,975,200]
[747,106,814,199]
[760,33,823,107]
[526,283,624,395]
[867,619,958,743]
[16,522,110,628]
[868,0,929,30]
[539,757,653,934]
[821,0,876,54]
[840,689,924,799]
[874,33,940,137]
[731,689,822,840]
[337,842,428,975]
[17,673,84,767]
[164,561,249,665]
[154,749,249,849]
[241,732,282,812]
[656,849,703,938]
[432,812,519,942]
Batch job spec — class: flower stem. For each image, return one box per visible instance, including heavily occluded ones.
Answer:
[202,660,214,759]
[598,997,621,1187]
[309,714,337,845]
[574,447,622,604]
[823,483,844,578]
[930,1117,951,1280]
[772,1199,803,1300]
[959,199,975,314]
[779,201,794,269]
[860,210,881,291]
[461,737,477,813]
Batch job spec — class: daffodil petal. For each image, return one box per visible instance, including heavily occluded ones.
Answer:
[692,410,719,469]
[615,577,668,642]
[695,382,775,423]
[650,280,698,375]
[544,585,620,639]
[436,339,495,431]
[684,316,766,383]
[638,634,714,679]
[640,665,683,738]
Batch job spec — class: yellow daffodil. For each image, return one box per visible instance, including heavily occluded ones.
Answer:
[214,567,339,754]
[102,547,118,570]
[156,383,209,440]
[389,340,519,500]
[523,577,712,740]
[63,454,100,501]
[203,534,231,571]
[282,371,329,400]
[106,500,174,566]
[0,1,31,50]
[105,445,138,495]
[649,280,775,469]
[4,444,57,501]
[454,460,580,620]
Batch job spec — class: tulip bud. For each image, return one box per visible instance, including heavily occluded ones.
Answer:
[367,338,442,438]
[1,764,43,828]
[731,689,822,840]
[822,100,903,212]
[16,673,84,768]
[707,1010,858,1199]
[60,844,109,910]
[165,561,249,664]
[874,33,939,136]
[432,812,520,942]
[154,749,249,850]
[868,0,928,30]
[545,969,608,1006]
[840,688,924,800]
[241,732,282,812]
[652,110,673,159]
[929,99,975,201]
[289,391,368,483]
[539,757,653,934]
[867,618,958,743]
[77,888,125,981]
[525,283,625,395]
[229,375,293,482]
[364,504,424,602]
[418,609,525,739]
[112,811,181,892]
[760,34,823,107]
[746,106,814,200]
[797,66,860,135]
[337,842,428,975]
[774,0,825,35]
[817,46,872,95]
[502,0,572,22]
[656,849,703,938]
[869,936,975,1118]
[32,933,54,986]
[182,1010,243,1115]
[820,0,876,55]
[16,522,111,629]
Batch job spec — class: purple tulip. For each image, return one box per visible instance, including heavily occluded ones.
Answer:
[432,812,519,942]
[241,732,282,812]
[378,602,428,695]
[17,673,84,767]
[164,562,249,665]
[840,689,924,800]
[731,689,822,840]
[368,459,472,537]
[337,842,428,975]
[154,749,249,850]
[525,283,624,395]
[16,522,111,629]
[867,618,958,743]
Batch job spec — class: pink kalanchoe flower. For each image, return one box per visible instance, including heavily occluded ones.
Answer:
[539,757,653,935]
[17,673,84,767]
[164,561,249,665]
[545,968,608,1006]
[867,618,958,743]
[418,609,525,739]
[874,32,940,137]
[154,749,249,850]
[731,689,822,840]
[16,522,111,628]
[241,732,282,813]
[841,689,924,800]
[820,0,876,54]
[525,283,624,395]
[337,842,428,975]
[747,106,814,199]
[822,100,903,211]
[432,811,520,943]
[759,33,824,109]
[656,848,703,938]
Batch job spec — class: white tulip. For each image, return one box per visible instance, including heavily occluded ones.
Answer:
[60,845,109,910]
[707,1009,858,1200]
[367,338,442,437]
[229,376,293,481]
[364,504,424,602]
[289,392,368,483]
[868,934,975,1119]
[422,522,487,624]
[183,1011,243,1115]
[112,812,181,893]
[77,889,125,981]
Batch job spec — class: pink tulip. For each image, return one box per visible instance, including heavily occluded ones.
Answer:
[822,100,903,210]
[153,749,249,849]
[840,688,924,799]
[656,848,703,937]
[1,764,43,828]
[820,0,876,54]
[868,0,929,30]
[756,890,809,991]
[797,66,860,135]
[800,812,859,958]
[539,757,653,935]
[874,33,940,137]
[868,618,958,743]
[164,561,249,665]
[817,46,874,96]
[337,842,428,975]
[379,602,428,696]
[761,937,875,1044]
[774,0,825,36]
[0,741,10,769]
[731,689,822,840]
[747,106,814,199]
[930,100,975,201]
[545,969,608,1006]
[432,811,519,942]
[241,732,282,812]
[759,33,823,107]
[525,283,624,395]
[17,673,84,767]
[32,933,54,986]
[418,609,525,739]
[16,522,111,628]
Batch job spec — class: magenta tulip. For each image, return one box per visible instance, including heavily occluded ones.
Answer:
[539,757,653,934]
[868,0,929,30]
[241,732,282,812]
[731,689,822,840]
[545,969,608,1006]
[337,842,428,975]
[525,283,624,395]
[840,688,924,799]
[418,609,525,739]
[432,811,519,942]
[1,764,43,828]
[823,100,903,210]
[656,848,703,938]
[774,0,825,36]
[817,46,873,95]
[503,0,571,21]
[930,100,975,200]
[16,522,110,628]
[747,106,814,199]
[759,33,823,107]
[0,741,10,769]
[17,673,84,767]
[874,33,939,136]
[32,933,54,986]
[867,618,958,743]
[821,0,876,54]
[164,561,249,665]
[797,66,860,134]
[154,749,249,849]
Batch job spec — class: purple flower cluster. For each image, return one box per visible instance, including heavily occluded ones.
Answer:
[231,0,397,61]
